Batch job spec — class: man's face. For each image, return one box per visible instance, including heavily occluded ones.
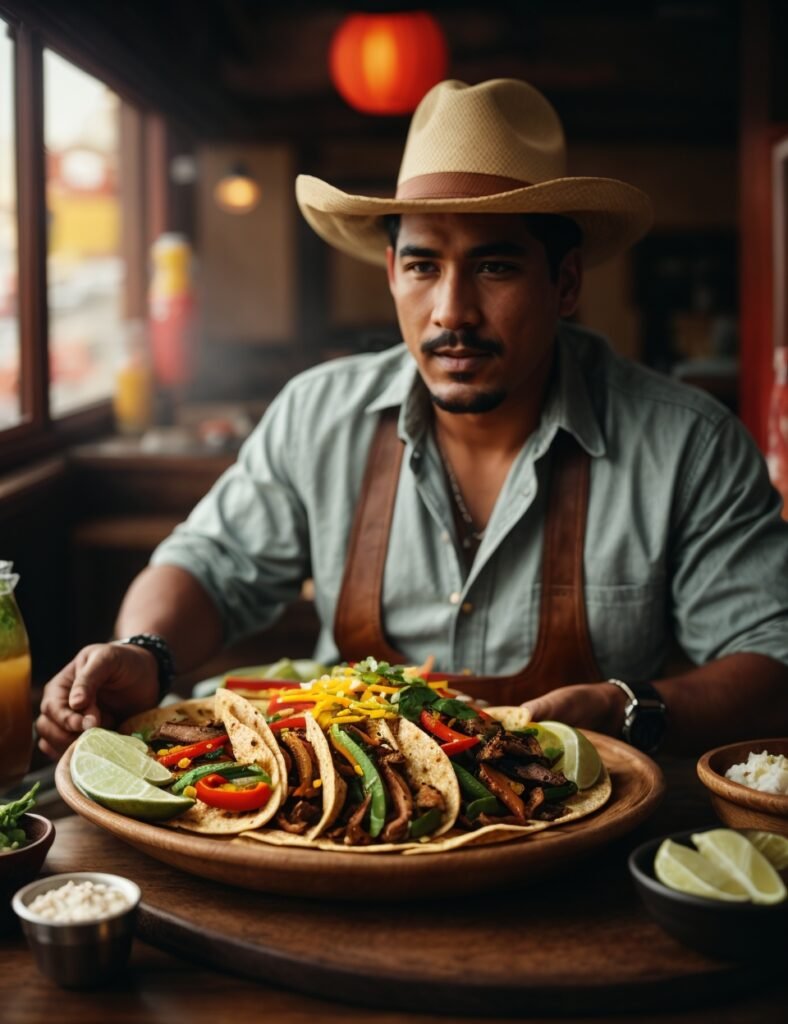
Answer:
[386,213,581,415]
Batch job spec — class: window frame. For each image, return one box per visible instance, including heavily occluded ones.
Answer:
[0,10,152,471]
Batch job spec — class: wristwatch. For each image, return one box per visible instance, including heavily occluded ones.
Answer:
[606,678,667,754]
[117,633,175,704]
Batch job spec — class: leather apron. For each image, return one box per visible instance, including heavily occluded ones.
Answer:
[333,410,601,704]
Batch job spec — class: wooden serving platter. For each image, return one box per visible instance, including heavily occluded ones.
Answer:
[45,815,773,1017]
[56,732,663,900]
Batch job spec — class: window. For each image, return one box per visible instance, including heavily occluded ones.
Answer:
[0,21,20,429]
[44,50,124,418]
[0,16,151,467]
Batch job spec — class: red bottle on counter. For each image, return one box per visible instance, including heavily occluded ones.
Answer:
[148,233,196,391]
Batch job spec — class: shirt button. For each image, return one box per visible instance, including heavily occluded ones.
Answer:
[461,601,473,614]
[449,591,461,605]
[441,530,451,544]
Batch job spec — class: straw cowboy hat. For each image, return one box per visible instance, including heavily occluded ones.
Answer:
[296,78,653,267]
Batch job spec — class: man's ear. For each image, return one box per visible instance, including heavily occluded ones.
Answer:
[557,249,582,318]
[385,245,396,293]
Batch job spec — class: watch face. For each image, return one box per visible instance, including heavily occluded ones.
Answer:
[628,707,666,754]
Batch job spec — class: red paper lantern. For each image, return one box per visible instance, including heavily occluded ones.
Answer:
[329,12,449,116]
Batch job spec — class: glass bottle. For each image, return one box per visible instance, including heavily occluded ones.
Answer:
[0,561,32,790]
[113,319,154,435]
[766,347,788,520]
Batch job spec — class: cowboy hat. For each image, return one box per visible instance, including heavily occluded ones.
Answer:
[296,78,653,267]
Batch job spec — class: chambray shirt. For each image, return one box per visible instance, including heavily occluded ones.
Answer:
[151,323,788,679]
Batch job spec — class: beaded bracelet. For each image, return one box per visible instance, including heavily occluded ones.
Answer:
[118,633,175,704]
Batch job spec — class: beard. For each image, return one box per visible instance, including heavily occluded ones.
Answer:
[429,388,506,414]
[421,329,506,413]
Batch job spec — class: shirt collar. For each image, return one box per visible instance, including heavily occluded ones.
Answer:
[364,328,607,458]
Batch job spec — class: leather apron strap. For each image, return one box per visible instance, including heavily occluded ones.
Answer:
[333,412,601,703]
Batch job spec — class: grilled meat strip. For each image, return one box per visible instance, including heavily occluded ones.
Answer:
[149,721,226,744]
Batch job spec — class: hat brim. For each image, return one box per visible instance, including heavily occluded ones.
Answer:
[296,174,653,268]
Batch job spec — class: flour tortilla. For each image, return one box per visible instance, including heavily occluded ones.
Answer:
[219,691,347,841]
[121,695,284,835]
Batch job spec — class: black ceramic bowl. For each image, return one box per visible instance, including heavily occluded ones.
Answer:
[0,813,56,934]
[628,828,788,961]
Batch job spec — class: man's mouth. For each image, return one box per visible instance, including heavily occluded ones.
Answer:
[431,349,492,374]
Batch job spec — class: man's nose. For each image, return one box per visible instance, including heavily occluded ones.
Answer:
[431,269,481,331]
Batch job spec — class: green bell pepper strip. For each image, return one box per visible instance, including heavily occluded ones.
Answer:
[452,762,495,802]
[466,794,506,819]
[542,781,578,802]
[408,806,443,839]
[329,724,387,838]
[171,761,270,794]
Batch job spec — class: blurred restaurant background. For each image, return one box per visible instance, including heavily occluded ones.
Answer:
[0,0,786,694]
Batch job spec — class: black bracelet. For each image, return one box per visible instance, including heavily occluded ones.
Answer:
[118,633,175,704]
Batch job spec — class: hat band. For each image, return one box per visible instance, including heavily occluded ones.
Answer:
[395,171,531,200]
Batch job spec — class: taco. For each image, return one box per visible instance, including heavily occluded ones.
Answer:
[218,689,346,841]
[241,714,462,852]
[121,694,284,835]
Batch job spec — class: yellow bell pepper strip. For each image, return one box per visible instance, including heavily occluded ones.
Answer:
[329,724,387,838]
[157,735,229,767]
[194,773,272,811]
[171,761,269,795]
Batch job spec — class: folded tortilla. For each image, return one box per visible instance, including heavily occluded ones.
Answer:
[121,695,284,835]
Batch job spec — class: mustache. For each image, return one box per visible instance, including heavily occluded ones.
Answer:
[420,330,503,357]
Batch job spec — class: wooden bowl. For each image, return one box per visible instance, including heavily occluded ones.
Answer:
[697,738,788,836]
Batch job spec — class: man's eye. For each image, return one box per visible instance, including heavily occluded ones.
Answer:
[478,261,516,275]
[404,261,437,274]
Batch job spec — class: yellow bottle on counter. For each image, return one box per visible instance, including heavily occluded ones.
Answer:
[113,319,154,435]
[0,561,32,791]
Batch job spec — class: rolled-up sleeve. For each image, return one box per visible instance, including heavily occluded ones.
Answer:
[669,413,788,668]
[150,386,310,646]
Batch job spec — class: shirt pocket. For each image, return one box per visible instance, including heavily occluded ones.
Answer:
[585,580,667,682]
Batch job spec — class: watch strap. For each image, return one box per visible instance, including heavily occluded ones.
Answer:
[118,633,175,703]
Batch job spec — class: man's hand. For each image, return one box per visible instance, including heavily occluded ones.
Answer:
[522,682,626,735]
[36,643,160,760]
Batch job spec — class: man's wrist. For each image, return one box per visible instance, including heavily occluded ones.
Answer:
[116,633,175,704]
[606,678,668,754]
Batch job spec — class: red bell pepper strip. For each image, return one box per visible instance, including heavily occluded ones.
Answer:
[440,735,481,757]
[195,774,272,811]
[267,694,312,715]
[268,715,307,732]
[224,678,301,692]
[420,709,478,745]
[157,734,229,767]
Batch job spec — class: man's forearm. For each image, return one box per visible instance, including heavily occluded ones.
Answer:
[653,652,788,753]
[114,564,224,675]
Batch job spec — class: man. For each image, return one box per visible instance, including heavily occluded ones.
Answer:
[37,79,788,759]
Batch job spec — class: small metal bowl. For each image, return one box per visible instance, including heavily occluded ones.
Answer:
[12,871,141,988]
[628,829,788,960]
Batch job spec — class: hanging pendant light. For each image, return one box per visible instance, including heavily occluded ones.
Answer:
[329,11,448,116]
[213,162,261,214]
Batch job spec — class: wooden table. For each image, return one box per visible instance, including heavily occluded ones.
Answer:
[2,757,786,1024]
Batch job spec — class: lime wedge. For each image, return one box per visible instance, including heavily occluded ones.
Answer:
[654,838,749,901]
[71,749,193,821]
[691,830,787,905]
[75,727,172,785]
[742,830,788,871]
[538,720,602,790]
